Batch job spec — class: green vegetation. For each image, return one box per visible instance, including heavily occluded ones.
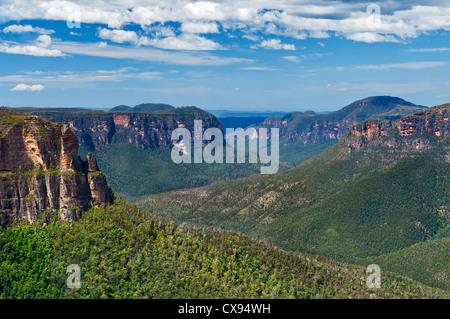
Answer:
[365,237,450,291]
[0,166,82,179]
[0,200,447,299]
[80,144,264,200]
[14,108,113,122]
[139,132,450,290]
[111,103,175,112]
[0,107,27,137]
[278,139,338,166]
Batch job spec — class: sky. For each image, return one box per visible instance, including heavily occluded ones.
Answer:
[1,0,450,112]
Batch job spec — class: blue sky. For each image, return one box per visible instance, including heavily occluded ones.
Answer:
[1,0,450,112]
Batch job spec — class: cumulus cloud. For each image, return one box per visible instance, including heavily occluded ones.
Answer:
[344,32,402,43]
[181,22,220,34]
[255,39,295,50]
[97,28,222,50]
[35,34,52,47]
[10,83,45,91]
[3,24,54,34]
[139,33,222,50]
[98,28,140,44]
[2,1,450,44]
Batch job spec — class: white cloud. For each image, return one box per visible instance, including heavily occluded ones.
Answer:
[139,34,223,50]
[256,39,295,50]
[98,29,139,44]
[406,48,450,52]
[242,34,260,42]
[241,67,279,71]
[145,25,176,38]
[98,27,222,50]
[332,82,435,94]
[310,31,329,39]
[96,41,108,48]
[344,32,402,43]
[0,41,65,57]
[10,83,45,91]
[352,61,448,71]
[281,55,300,62]
[35,34,51,47]
[0,68,162,89]
[51,40,249,65]
[181,22,219,34]
[3,24,54,34]
[3,1,450,44]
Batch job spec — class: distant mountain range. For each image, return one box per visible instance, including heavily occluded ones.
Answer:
[257,96,428,166]
[1,100,449,298]
[259,96,426,144]
[110,103,175,112]
[11,96,434,197]
[207,110,289,118]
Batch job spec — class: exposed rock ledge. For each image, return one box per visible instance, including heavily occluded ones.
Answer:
[0,108,112,225]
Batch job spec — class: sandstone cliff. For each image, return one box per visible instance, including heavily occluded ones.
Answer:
[340,106,450,152]
[258,96,426,144]
[18,106,222,151]
[0,107,112,225]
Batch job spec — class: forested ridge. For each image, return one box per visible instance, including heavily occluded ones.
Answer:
[1,200,447,299]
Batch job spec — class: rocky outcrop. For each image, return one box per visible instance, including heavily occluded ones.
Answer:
[396,107,450,137]
[261,115,357,144]
[340,106,450,151]
[20,106,222,151]
[258,96,426,145]
[0,107,112,225]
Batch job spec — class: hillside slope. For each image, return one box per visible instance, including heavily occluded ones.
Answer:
[0,199,447,299]
[260,96,426,145]
[16,105,268,198]
[139,106,449,288]
[367,237,450,291]
[259,96,427,166]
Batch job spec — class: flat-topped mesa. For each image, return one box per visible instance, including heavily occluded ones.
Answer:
[0,107,112,225]
[341,106,450,151]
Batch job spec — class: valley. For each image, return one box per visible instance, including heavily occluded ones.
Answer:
[1,97,448,298]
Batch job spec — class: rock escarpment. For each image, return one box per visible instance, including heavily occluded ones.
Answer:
[0,107,112,225]
[340,106,450,151]
[19,106,222,151]
[258,96,426,144]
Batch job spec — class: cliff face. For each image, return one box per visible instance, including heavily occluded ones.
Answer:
[340,106,450,151]
[0,108,112,225]
[258,96,426,145]
[20,107,222,151]
[261,115,356,144]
